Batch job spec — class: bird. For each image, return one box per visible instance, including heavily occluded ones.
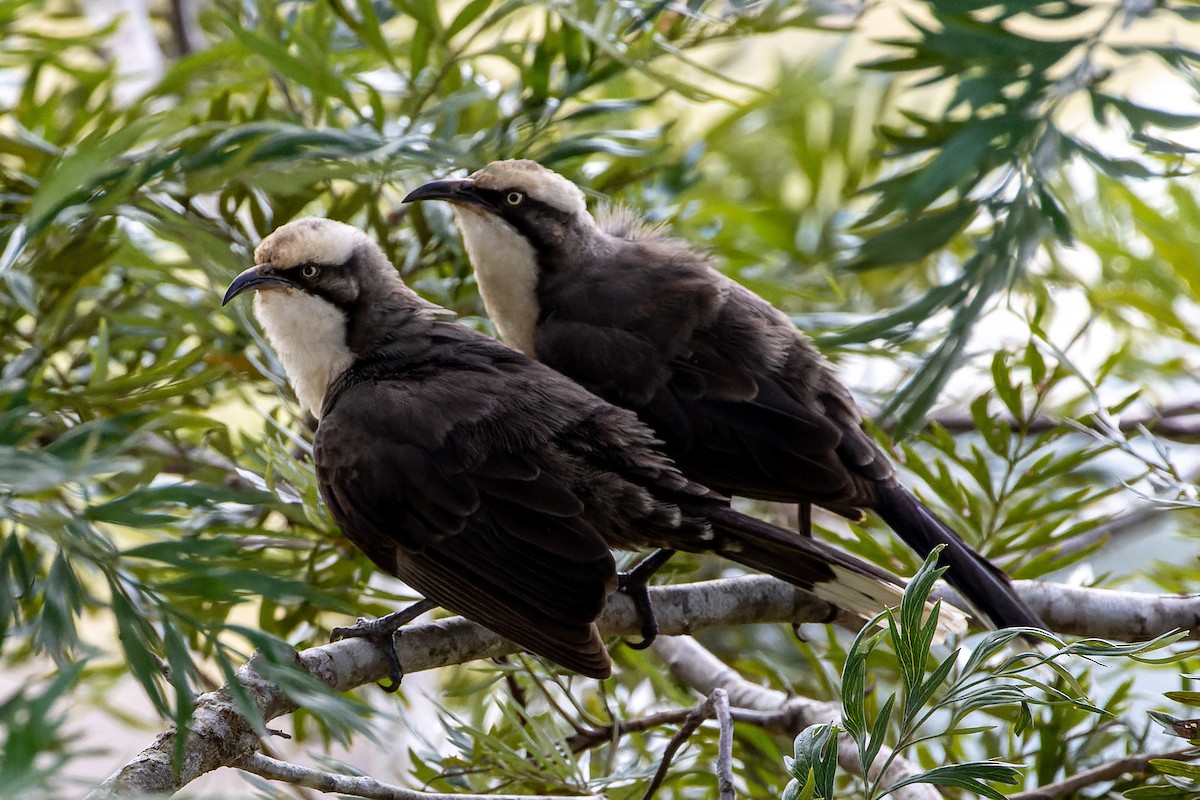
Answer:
[221,217,965,684]
[402,159,1046,632]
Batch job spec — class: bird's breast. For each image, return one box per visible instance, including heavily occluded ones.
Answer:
[253,288,355,418]
[453,209,541,355]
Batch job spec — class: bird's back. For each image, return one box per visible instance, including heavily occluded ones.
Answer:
[533,228,888,517]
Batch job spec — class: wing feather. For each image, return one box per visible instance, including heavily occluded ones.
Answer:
[314,376,616,677]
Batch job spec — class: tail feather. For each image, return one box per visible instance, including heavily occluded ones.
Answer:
[702,505,968,641]
[873,480,1044,630]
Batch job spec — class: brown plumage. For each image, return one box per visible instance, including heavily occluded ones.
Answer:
[404,160,1046,632]
[222,218,956,680]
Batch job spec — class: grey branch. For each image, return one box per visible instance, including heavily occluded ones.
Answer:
[1005,746,1198,800]
[637,688,736,800]
[928,400,1200,444]
[85,576,1200,798]
[640,693,725,800]
[713,689,735,800]
[237,753,602,800]
[1018,581,1200,640]
[650,636,942,800]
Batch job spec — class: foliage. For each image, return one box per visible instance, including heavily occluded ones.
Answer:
[1,0,1200,798]
[1136,699,1200,800]
[832,0,1200,433]
[785,552,1183,799]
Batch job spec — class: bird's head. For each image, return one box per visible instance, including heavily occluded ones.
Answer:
[222,217,384,310]
[222,217,412,417]
[402,160,600,354]
[403,159,595,254]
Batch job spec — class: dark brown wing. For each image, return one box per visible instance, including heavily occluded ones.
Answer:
[535,235,1042,630]
[535,241,887,516]
[314,375,617,678]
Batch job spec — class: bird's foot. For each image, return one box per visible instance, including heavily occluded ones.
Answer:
[617,549,676,650]
[330,598,438,692]
[797,502,813,538]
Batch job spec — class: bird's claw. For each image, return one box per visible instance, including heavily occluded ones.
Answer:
[617,549,676,650]
[618,570,660,649]
[330,616,406,692]
[329,598,438,692]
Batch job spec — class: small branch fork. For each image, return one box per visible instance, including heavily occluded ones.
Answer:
[633,688,736,800]
[651,636,942,800]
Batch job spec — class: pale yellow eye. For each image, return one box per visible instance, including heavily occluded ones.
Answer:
[505,191,524,206]
[301,265,319,279]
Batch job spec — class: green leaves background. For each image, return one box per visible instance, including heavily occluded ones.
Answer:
[3,0,1200,797]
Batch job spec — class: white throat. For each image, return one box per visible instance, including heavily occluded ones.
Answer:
[453,208,540,355]
[253,289,355,418]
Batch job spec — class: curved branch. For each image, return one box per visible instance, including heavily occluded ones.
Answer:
[1005,746,1198,800]
[85,576,1200,798]
[650,636,941,800]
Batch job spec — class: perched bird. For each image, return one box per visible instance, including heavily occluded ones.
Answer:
[222,217,962,682]
[403,160,1045,632]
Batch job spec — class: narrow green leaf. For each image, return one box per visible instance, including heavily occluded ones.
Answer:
[1093,92,1200,131]
[905,651,957,726]
[862,693,895,774]
[1163,691,1200,708]
[847,202,977,271]
[1124,786,1191,799]
[884,761,1021,800]
[1147,759,1200,779]
[446,0,493,37]
[901,119,1008,212]
[26,118,156,236]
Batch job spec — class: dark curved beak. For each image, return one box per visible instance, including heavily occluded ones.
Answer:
[222,264,295,306]
[402,178,487,208]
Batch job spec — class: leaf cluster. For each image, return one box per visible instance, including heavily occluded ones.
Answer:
[786,550,1185,799]
[828,0,1200,431]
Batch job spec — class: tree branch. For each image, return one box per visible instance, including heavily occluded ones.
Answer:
[713,689,735,800]
[929,401,1200,444]
[640,693,725,800]
[84,577,841,799]
[1006,746,1198,800]
[85,576,1200,798]
[650,636,942,800]
[237,753,601,800]
[1018,581,1200,640]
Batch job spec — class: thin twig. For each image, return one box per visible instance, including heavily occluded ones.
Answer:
[238,753,601,800]
[712,689,735,800]
[928,400,1200,444]
[568,707,709,752]
[167,0,202,56]
[567,702,836,754]
[1006,746,1198,800]
[642,696,716,800]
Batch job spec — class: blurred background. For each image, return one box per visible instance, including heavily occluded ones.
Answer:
[4,0,1200,797]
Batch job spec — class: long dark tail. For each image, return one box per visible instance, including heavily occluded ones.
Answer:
[700,504,967,639]
[872,480,1044,630]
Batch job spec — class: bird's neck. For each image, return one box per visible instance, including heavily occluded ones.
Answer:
[253,289,356,419]
[345,285,439,360]
[453,208,543,355]
[253,281,436,419]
